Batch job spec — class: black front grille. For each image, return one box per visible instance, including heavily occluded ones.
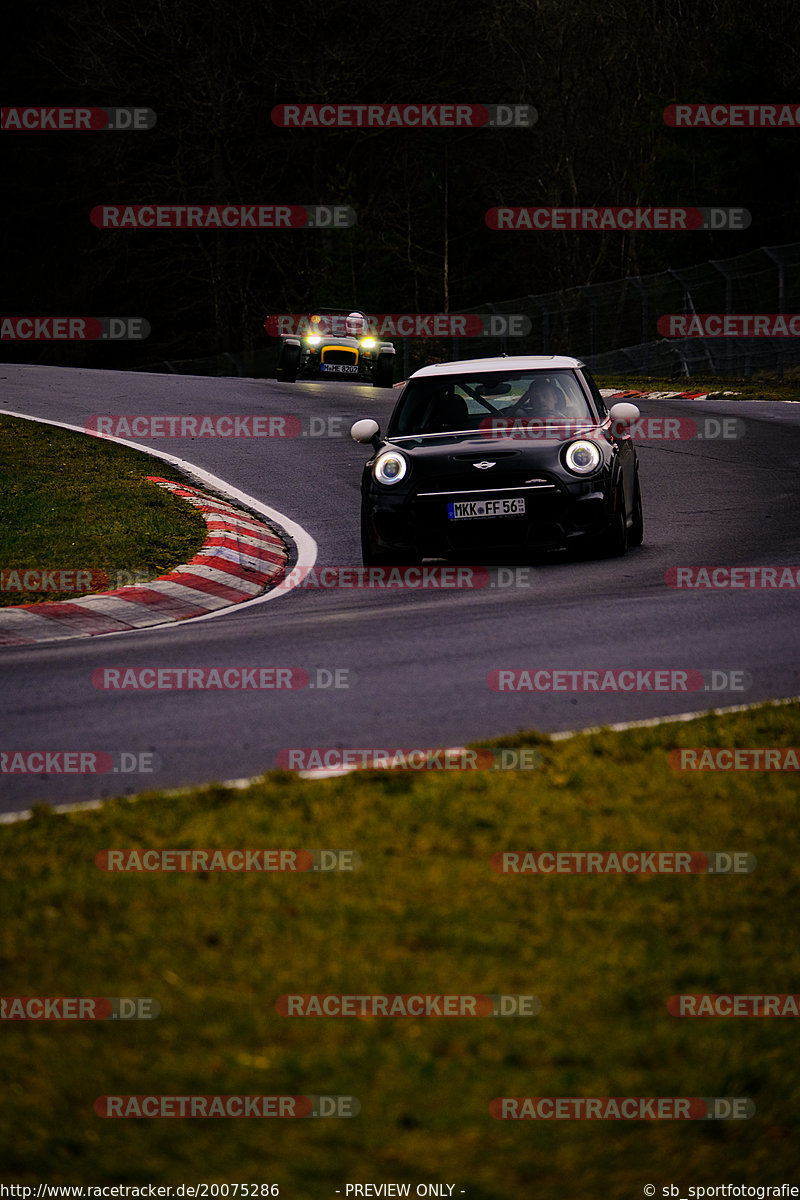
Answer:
[322,349,357,365]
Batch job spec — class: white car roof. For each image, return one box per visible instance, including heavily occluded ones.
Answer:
[410,354,584,378]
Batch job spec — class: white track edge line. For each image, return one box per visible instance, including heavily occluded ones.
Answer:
[2,696,797,825]
[547,694,800,740]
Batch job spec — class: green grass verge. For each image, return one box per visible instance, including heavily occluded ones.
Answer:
[0,415,208,606]
[595,374,800,401]
[1,702,798,1193]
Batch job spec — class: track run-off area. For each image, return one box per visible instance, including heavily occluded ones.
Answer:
[1,363,798,812]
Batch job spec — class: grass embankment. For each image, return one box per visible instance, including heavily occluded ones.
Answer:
[1,703,798,1193]
[596,374,800,401]
[0,415,207,606]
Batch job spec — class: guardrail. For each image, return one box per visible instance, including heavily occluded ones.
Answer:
[135,243,800,380]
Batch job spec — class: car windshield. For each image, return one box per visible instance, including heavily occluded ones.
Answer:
[388,370,595,436]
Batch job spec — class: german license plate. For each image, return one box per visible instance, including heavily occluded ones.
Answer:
[322,363,358,374]
[447,498,526,519]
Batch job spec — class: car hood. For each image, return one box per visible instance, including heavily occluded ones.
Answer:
[383,427,612,484]
[387,426,610,453]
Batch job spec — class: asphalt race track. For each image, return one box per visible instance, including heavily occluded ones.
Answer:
[1,363,798,813]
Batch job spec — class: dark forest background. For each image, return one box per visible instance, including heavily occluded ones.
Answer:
[3,0,799,369]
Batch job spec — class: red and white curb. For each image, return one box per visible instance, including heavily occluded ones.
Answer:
[0,477,289,646]
[600,388,741,402]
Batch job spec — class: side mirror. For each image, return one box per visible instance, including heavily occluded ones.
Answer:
[350,418,381,446]
[608,402,640,424]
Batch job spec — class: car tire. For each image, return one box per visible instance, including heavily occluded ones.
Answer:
[628,472,644,547]
[373,354,395,389]
[276,343,300,382]
[596,487,628,557]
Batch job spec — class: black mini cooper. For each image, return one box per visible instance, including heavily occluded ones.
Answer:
[351,355,643,564]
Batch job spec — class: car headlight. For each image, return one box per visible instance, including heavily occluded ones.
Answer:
[361,336,376,349]
[564,439,602,475]
[307,334,322,346]
[373,450,407,485]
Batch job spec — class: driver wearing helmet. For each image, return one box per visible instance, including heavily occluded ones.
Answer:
[346,311,368,338]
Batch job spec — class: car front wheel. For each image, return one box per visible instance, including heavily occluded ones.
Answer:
[276,343,300,382]
[372,354,394,389]
[596,487,628,557]
[628,473,644,547]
